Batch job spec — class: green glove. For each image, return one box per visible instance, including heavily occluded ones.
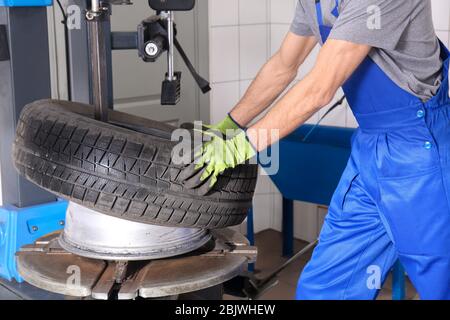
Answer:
[198,129,256,187]
[204,114,241,136]
[182,128,256,189]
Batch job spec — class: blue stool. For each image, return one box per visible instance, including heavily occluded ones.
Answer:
[247,124,406,300]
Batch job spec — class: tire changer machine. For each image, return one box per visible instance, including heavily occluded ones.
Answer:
[0,0,257,300]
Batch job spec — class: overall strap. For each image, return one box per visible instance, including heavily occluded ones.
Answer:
[315,0,340,26]
[331,0,340,17]
[438,39,449,60]
[315,0,325,26]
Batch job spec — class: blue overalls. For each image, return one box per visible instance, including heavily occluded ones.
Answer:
[296,0,450,300]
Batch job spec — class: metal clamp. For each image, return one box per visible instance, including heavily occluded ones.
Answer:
[86,0,108,20]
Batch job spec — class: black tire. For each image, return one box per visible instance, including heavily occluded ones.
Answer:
[13,99,257,229]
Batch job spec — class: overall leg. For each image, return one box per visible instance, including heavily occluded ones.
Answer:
[296,158,398,300]
[378,167,450,300]
[376,108,450,300]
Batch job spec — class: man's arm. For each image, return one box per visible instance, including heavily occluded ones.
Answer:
[247,39,372,151]
[229,32,317,127]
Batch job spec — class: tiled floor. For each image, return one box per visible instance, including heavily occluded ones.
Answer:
[226,229,418,300]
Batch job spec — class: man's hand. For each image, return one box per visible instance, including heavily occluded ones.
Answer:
[182,128,256,189]
[204,114,242,136]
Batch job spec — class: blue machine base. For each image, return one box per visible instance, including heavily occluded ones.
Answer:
[0,0,52,6]
[0,200,67,282]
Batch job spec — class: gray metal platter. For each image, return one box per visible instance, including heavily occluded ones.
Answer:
[16,229,257,300]
[59,202,212,261]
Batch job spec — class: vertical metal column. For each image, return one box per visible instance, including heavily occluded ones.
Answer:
[65,0,92,104]
[86,0,113,121]
[282,197,294,257]
[246,208,255,272]
[64,0,113,108]
[0,7,56,207]
[166,10,175,81]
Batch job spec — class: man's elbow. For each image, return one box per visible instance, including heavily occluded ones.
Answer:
[308,84,335,112]
[302,67,341,111]
[272,51,300,79]
[319,88,335,108]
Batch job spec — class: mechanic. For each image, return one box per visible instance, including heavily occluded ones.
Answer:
[183,0,450,300]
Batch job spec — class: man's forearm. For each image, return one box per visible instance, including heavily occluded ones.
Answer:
[246,39,371,151]
[229,33,317,127]
[229,53,299,127]
[246,73,331,151]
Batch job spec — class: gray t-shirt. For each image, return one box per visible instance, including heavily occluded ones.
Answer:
[290,0,443,101]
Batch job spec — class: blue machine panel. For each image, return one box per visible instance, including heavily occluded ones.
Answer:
[0,200,67,282]
[263,125,355,205]
[0,0,52,6]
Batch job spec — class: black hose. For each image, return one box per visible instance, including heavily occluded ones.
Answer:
[55,0,72,101]
[55,0,67,20]
[302,95,346,142]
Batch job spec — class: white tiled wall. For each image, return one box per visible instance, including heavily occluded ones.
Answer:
[433,0,450,47]
[209,0,276,234]
[209,0,271,125]
[208,0,450,240]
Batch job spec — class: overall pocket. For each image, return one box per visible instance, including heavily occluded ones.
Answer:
[378,167,450,256]
[376,124,440,179]
[328,157,359,217]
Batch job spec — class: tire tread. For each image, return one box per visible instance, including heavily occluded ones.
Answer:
[13,100,257,229]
